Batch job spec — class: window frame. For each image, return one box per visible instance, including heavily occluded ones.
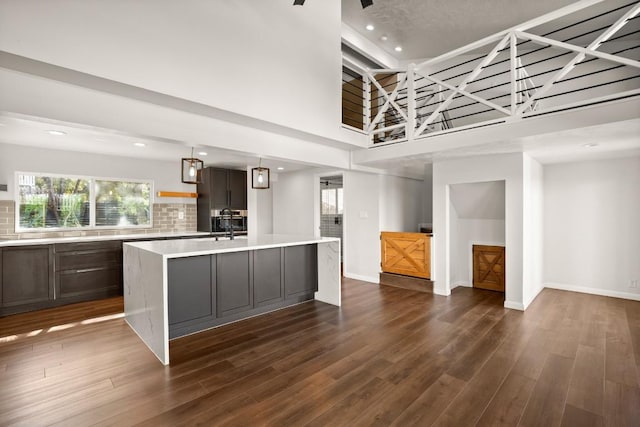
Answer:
[321,187,343,215]
[15,171,154,233]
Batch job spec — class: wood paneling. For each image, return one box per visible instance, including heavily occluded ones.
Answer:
[381,232,431,279]
[0,283,638,425]
[473,244,505,292]
[342,74,364,129]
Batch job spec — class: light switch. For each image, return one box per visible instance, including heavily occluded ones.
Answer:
[359,211,368,219]
[178,211,185,220]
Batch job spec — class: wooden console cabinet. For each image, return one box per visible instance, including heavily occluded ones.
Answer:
[380,232,431,279]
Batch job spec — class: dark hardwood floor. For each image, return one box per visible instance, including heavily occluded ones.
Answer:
[0,279,639,426]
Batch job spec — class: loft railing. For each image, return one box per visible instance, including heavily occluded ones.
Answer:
[341,0,640,145]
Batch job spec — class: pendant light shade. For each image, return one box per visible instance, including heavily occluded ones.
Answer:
[181,148,204,184]
[251,159,270,189]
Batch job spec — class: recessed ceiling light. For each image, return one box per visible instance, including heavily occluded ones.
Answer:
[47,130,66,136]
[380,35,388,41]
[198,151,208,156]
[583,143,598,148]
[277,167,284,171]
[394,46,403,52]
[133,142,146,147]
[366,24,374,31]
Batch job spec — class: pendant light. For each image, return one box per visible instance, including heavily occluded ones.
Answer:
[181,147,204,184]
[251,158,270,189]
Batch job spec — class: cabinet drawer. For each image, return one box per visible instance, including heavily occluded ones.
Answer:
[56,250,122,271]
[56,266,122,298]
[54,240,122,253]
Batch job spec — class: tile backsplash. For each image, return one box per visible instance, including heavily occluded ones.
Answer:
[321,214,343,260]
[0,200,196,240]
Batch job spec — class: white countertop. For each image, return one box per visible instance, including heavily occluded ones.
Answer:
[124,234,340,258]
[0,231,212,247]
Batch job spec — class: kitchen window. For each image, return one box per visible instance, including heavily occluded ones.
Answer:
[321,188,343,215]
[16,172,152,231]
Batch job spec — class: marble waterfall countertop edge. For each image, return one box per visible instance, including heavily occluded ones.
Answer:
[124,234,341,258]
[0,231,213,247]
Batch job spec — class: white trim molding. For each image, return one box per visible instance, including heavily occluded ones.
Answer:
[504,300,525,311]
[545,282,640,302]
[344,272,379,284]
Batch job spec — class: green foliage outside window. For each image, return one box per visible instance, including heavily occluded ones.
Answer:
[95,180,151,226]
[17,173,151,230]
[19,177,90,229]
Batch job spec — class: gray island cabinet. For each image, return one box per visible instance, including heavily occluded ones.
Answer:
[124,235,340,364]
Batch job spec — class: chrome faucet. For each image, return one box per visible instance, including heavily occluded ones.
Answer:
[220,208,235,240]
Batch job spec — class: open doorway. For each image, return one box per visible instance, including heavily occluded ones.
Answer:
[448,180,506,298]
[319,175,344,273]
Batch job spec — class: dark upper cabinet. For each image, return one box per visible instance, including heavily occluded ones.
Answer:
[1,246,53,309]
[197,167,247,232]
[211,168,230,208]
[228,169,247,211]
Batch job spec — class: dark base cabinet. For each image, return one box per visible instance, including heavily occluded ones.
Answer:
[54,241,123,303]
[0,241,123,316]
[0,246,54,314]
[217,251,252,317]
[285,245,318,298]
[168,256,214,327]
[0,235,215,317]
[168,245,319,339]
[254,248,283,307]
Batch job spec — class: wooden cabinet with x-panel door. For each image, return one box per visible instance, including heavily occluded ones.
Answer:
[380,232,431,279]
[473,245,505,292]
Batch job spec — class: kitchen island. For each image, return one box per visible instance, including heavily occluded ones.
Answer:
[123,235,341,364]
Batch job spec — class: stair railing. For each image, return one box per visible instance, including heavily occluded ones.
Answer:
[356,0,640,146]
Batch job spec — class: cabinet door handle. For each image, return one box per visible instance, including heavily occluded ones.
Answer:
[76,267,103,273]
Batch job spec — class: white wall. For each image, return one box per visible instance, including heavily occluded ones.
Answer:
[272,170,317,236]
[451,219,506,287]
[272,168,424,283]
[0,0,344,142]
[246,166,273,238]
[448,180,506,288]
[0,143,195,203]
[523,155,544,307]
[343,171,380,283]
[544,156,640,300]
[378,174,424,232]
[423,163,433,224]
[433,153,526,309]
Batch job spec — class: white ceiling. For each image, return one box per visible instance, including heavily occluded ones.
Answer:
[0,2,637,179]
[341,0,577,60]
[363,118,640,177]
[0,113,310,173]
[437,118,640,164]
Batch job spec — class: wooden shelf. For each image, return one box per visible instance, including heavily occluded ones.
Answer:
[156,191,198,198]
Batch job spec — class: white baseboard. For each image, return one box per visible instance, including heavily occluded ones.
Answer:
[504,300,525,311]
[523,285,545,310]
[344,272,379,284]
[433,285,451,296]
[545,282,640,301]
[451,281,471,289]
